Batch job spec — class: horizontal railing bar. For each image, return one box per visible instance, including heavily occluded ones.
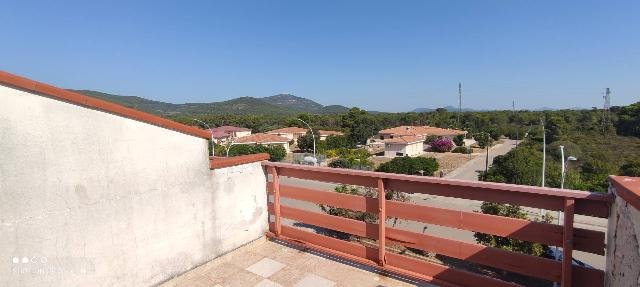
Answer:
[385,252,520,287]
[278,225,379,262]
[269,204,379,240]
[385,179,608,219]
[263,162,611,218]
[263,162,610,202]
[386,227,561,281]
[275,184,379,213]
[386,200,605,255]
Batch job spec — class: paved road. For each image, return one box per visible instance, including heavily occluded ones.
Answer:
[445,139,517,180]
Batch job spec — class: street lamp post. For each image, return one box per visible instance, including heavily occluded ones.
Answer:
[556,145,577,267]
[560,145,577,190]
[540,119,546,216]
[193,119,214,157]
[297,118,316,163]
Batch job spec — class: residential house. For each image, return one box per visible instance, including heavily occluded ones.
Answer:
[210,125,251,144]
[383,136,424,157]
[233,133,291,152]
[318,130,344,141]
[378,125,466,141]
[266,127,307,143]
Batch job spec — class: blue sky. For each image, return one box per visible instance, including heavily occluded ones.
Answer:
[2,1,638,112]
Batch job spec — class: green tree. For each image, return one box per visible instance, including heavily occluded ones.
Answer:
[341,108,376,145]
[376,157,439,176]
[620,159,640,176]
[616,101,640,137]
[227,144,286,162]
[453,134,465,146]
[474,132,493,149]
[324,135,352,150]
[297,131,321,153]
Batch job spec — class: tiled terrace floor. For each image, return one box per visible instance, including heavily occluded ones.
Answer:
[160,237,437,287]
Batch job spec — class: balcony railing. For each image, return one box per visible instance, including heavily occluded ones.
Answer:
[262,161,612,287]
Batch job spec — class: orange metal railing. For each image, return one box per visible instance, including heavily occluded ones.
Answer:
[262,162,612,287]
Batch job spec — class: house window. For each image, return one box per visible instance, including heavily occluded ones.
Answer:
[396,152,404,156]
[390,135,394,139]
[380,136,384,140]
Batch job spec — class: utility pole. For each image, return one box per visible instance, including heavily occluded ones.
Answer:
[540,119,546,216]
[457,82,462,128]
[511,100,520,147]
[602,88,611,134]
[485,142,489,181]
[541,119,546,188]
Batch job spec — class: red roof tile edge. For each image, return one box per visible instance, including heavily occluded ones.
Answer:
[609,175,640,211]
[0,71,210,139]
[209,153,270,170]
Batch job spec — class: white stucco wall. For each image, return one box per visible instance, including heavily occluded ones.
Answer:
[605,184,640,287]
[0,85,268,287]
[384,142,423,157]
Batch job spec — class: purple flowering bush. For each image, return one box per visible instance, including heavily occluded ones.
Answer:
[430,137,454,152]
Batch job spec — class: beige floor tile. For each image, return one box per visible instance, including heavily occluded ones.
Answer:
[294,274,336,287]
[254,278,285,287]
[201,262,245,284]
[246,257,286,278]
[222,269,265,287]
[228,250,268,269]
[269,265,312,286]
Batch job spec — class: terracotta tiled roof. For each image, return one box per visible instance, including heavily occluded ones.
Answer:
[318,130,344,136]
[378,126,465,137]
[211,130,229,139]
[212,126,250,133]
[383,136,422,144]
[267,127,308,134]
[234,133,289,144]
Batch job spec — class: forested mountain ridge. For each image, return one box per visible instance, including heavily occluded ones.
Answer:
[70,90,350,115]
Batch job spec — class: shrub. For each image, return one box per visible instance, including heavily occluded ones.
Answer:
[453,134,465,146]
[620,159,640,176]
[328,158,352,169]
[474,202,551,257]
[324,149,338,158]
[424,135,438,145]
[431,137,454,152]
[452,146,469,153]
[376,156,439,176]
[227,144,286,162]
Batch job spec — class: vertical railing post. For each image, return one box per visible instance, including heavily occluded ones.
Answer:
[377,178,386,266]
[269,166,282,237]
[561,198,575,287]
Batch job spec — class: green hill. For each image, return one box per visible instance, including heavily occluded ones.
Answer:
[71,89,351,116]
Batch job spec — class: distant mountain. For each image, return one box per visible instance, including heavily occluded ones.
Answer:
[411,106,478,112]
[71,90,180,114]
[319,105,351,114]
[261,94,324,112]
[71,90,351,116]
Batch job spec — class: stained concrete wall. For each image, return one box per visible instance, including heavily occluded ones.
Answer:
[0,85,268,287]
[605,184,640,287]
